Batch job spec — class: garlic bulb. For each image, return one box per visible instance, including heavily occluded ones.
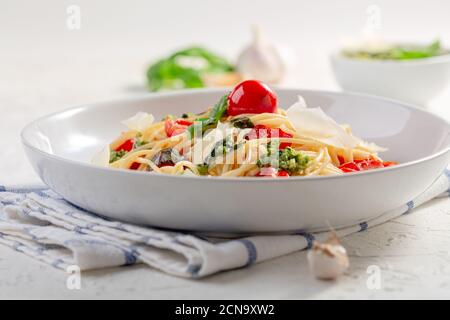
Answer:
[307,232,349,280]
[236,27,285,84]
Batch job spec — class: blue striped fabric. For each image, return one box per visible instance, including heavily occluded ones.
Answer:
[359,222,369,232]
[237,239,258,266]
[0,170,449,278]
[405,200,415,213]
[297,232,315,249]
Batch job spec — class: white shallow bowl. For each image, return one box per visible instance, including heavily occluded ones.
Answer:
[330,53,450,106]
[22,89,450,234]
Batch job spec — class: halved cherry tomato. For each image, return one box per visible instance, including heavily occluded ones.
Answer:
[246,124,293,149]
[115,139,134,152]
[357,159,384,171]
[339,158,396,173]
[165,118,193,137]
[114,139,140,169]
[339,161,360,173]
[383,161,398,167]
[277,170,290,177]
[227,80,277,116]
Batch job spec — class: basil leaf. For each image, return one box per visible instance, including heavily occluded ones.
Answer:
[209,94,228,122]
[146,47,234,92]
[186,94,229,137]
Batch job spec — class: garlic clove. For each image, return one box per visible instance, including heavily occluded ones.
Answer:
[307,232,350,280]
[236,27,285,84]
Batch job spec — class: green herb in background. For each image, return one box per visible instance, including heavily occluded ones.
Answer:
[146,47,234,92]
[343,40,446,60]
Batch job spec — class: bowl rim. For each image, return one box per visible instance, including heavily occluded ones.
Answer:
[330,50,450,66]
[21,88,450,183]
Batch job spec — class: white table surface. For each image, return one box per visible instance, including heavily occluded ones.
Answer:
[2,0,450,299]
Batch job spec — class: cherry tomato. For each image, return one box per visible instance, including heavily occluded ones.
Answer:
[383,161,398,167]
[165,118,193,137]
[114,139,139,169]
[339,158,396,173]
[246,125,293,149]
[339,161,360,173]
[227,80,277,116]
[357,159,384,171]
[115,139,134,152]
[277,170,290,177]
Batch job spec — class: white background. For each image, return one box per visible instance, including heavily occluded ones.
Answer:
[2,0,450,92]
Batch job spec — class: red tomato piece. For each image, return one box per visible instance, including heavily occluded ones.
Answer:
[357,159,384,170]
[115,139,134,152]
[339,158,393,173]
[339,161,360,172]
[246,125,293,149]
[277,170,290,177]
[165,118,193,137]
[277,130,293,150]
[130,162,140,170]
[256,167,278,177]
[227,80,277,116]
[383,161,398,167]
[174,119,193,126]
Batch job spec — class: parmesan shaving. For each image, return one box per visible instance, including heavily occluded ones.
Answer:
[287,96,360,149]
[122,112,155,132]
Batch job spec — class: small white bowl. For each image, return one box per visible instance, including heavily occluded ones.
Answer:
[330,52,450,106]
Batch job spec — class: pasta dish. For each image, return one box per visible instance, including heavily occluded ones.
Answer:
[92,80,396,177]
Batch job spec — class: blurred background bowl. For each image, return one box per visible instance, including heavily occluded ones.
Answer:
[330,52,450,107]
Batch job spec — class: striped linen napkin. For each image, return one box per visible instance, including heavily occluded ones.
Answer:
[0,171,449,278]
